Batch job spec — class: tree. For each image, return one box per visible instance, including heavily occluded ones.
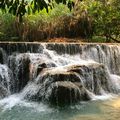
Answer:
[86,0,120,42]
[0,0,75,22]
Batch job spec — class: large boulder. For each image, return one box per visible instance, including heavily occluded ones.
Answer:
[35,63,114,95]
[23,68,87,103]
[23,62,116,106]
[23,63,112,103]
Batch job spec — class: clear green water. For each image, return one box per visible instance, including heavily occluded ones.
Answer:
[0,96,120,120]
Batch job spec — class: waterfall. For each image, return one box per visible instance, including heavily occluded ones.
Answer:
[0,43,120,106]
[0,64,12,98]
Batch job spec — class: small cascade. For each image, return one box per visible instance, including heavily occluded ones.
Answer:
[8,53,30,93]
[0,64,12,98]
[46,43,120,75]
[0,42,44,55]
[0,43,120,106]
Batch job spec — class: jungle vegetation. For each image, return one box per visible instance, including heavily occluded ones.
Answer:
[0,0,120,42]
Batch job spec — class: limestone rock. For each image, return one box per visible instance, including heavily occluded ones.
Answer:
[23,62,115,105]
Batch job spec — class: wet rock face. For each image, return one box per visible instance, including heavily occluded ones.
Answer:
[46,43,82,55]
[23,65,92,104]
[45,81,90,106]
[8,54,30,93]
[36,63,47,76]
[67,64,114,94]
[0,65,11,99]
[0,43,44,55]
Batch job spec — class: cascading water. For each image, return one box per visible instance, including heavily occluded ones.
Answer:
[0,43,120,120]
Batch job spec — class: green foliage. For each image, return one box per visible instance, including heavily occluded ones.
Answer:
[0,12,17,41]
[0,0,74,22]
[73,0,120,42]
[0,0,120,42]
[0,4,72,41]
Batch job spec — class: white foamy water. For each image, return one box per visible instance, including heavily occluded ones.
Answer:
[0,94,22,110]
[0,94,53,113]
[110,74,120,90]
[0,64,12,97]
[92,93,116,101]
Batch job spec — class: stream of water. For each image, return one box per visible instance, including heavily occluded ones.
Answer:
[0,43,120,120]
